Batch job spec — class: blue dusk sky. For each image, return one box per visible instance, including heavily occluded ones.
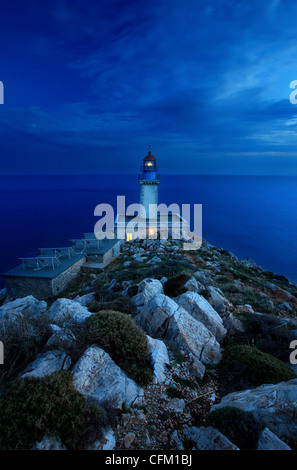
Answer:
[1,0,297,175]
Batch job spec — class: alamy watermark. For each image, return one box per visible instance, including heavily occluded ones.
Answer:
[94,196,202,251]
[0,81,3,104]
[0,341,3,365]
[290,340,297,365]
[289,80,297,104]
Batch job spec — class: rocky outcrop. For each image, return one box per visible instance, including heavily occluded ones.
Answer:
[222,312,245,335]
[47,298,92,325]
[131,278,163,309]
[176,292,226,341]
[257,428,291,450]
[72,345,144,408]
[32,435,66,450]
[46,324,76,350]
[146,335,170,384]
[211,379,297,442]
[184,276,204,293]
[0,295,47,325]
[20,350,71,378]
[136,294,221,376]
[73,292,96,307]
[186,426,239,450]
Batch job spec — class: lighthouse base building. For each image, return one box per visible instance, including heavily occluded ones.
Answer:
[115,147,189,241]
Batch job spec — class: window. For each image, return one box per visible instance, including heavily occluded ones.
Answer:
[126,232,132,241]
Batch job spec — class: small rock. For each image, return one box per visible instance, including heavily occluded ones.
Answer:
[124,432,136,449]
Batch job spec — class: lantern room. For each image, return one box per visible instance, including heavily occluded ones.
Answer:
[140,146,158,180]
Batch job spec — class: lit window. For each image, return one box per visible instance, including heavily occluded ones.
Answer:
[126,232,132,241]
[148,228,154,236]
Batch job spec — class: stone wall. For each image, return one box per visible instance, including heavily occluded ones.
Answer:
[51,256,86,296]
[5,276,53,300]
[5,256,86,300]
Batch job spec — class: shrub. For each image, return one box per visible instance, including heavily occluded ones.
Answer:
[164,274,191,297]
[89,296,133,315]
[0,371,109,450]
[0,313,49,389]
[219,345,296,394]
[242,313,297,361]
[87,311,153,385]
[206,406,263,449]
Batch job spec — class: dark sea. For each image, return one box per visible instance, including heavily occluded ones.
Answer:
[0,174,296,287]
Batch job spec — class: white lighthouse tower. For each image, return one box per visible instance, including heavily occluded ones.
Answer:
[139,146,160,219]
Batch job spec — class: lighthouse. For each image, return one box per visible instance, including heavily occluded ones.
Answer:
[138,146,160,219]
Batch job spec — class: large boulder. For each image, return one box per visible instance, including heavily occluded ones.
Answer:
[176,292,226,341]
[223,312,245,335]
[73,293,96,307]
[135,294,178,338]
[45,324,76,350]
[0,296,47,325]
[136,295,221,375]
[257,428,291,450]
[146,335,170,384]
[211,379,297,442]
[20,350,71,378]
[184,276,204,293]
[165,305,222,366]
[72,345,144,409]
[47,298,92,325]
[131,278,163,309]
[186,426,239,450]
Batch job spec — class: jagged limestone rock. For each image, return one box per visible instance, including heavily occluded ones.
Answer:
[176,291,227,341]
[187,426,239,450]
[20,350,71,378]
[48,298,92,325]
[131,278,163,309]
[257,428,291,450]
[46,324,76,350]
[0,295,47,325]
[136,294,221,376]
[146,334,170,384]
[211,379,297,442]
[72,345,144,408]
[73,292,96,307]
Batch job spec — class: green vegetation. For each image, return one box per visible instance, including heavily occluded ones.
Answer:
[206,406,263,449]
[87,311,153,385]
[0,313,49,389]
[164,273,191,297]
[219,344,296,394]
[0,371,109,450]
[89,296,133,315]
[223,312,297,362]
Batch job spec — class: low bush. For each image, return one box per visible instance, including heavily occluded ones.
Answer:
[164,273,191,297]
[0,371,109,450]
[87,311,153,385]
[242,313,297,361]
[219,344,296,395]
[89,296,133,315]
[206,406,263,449]
[0,313,49,389]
